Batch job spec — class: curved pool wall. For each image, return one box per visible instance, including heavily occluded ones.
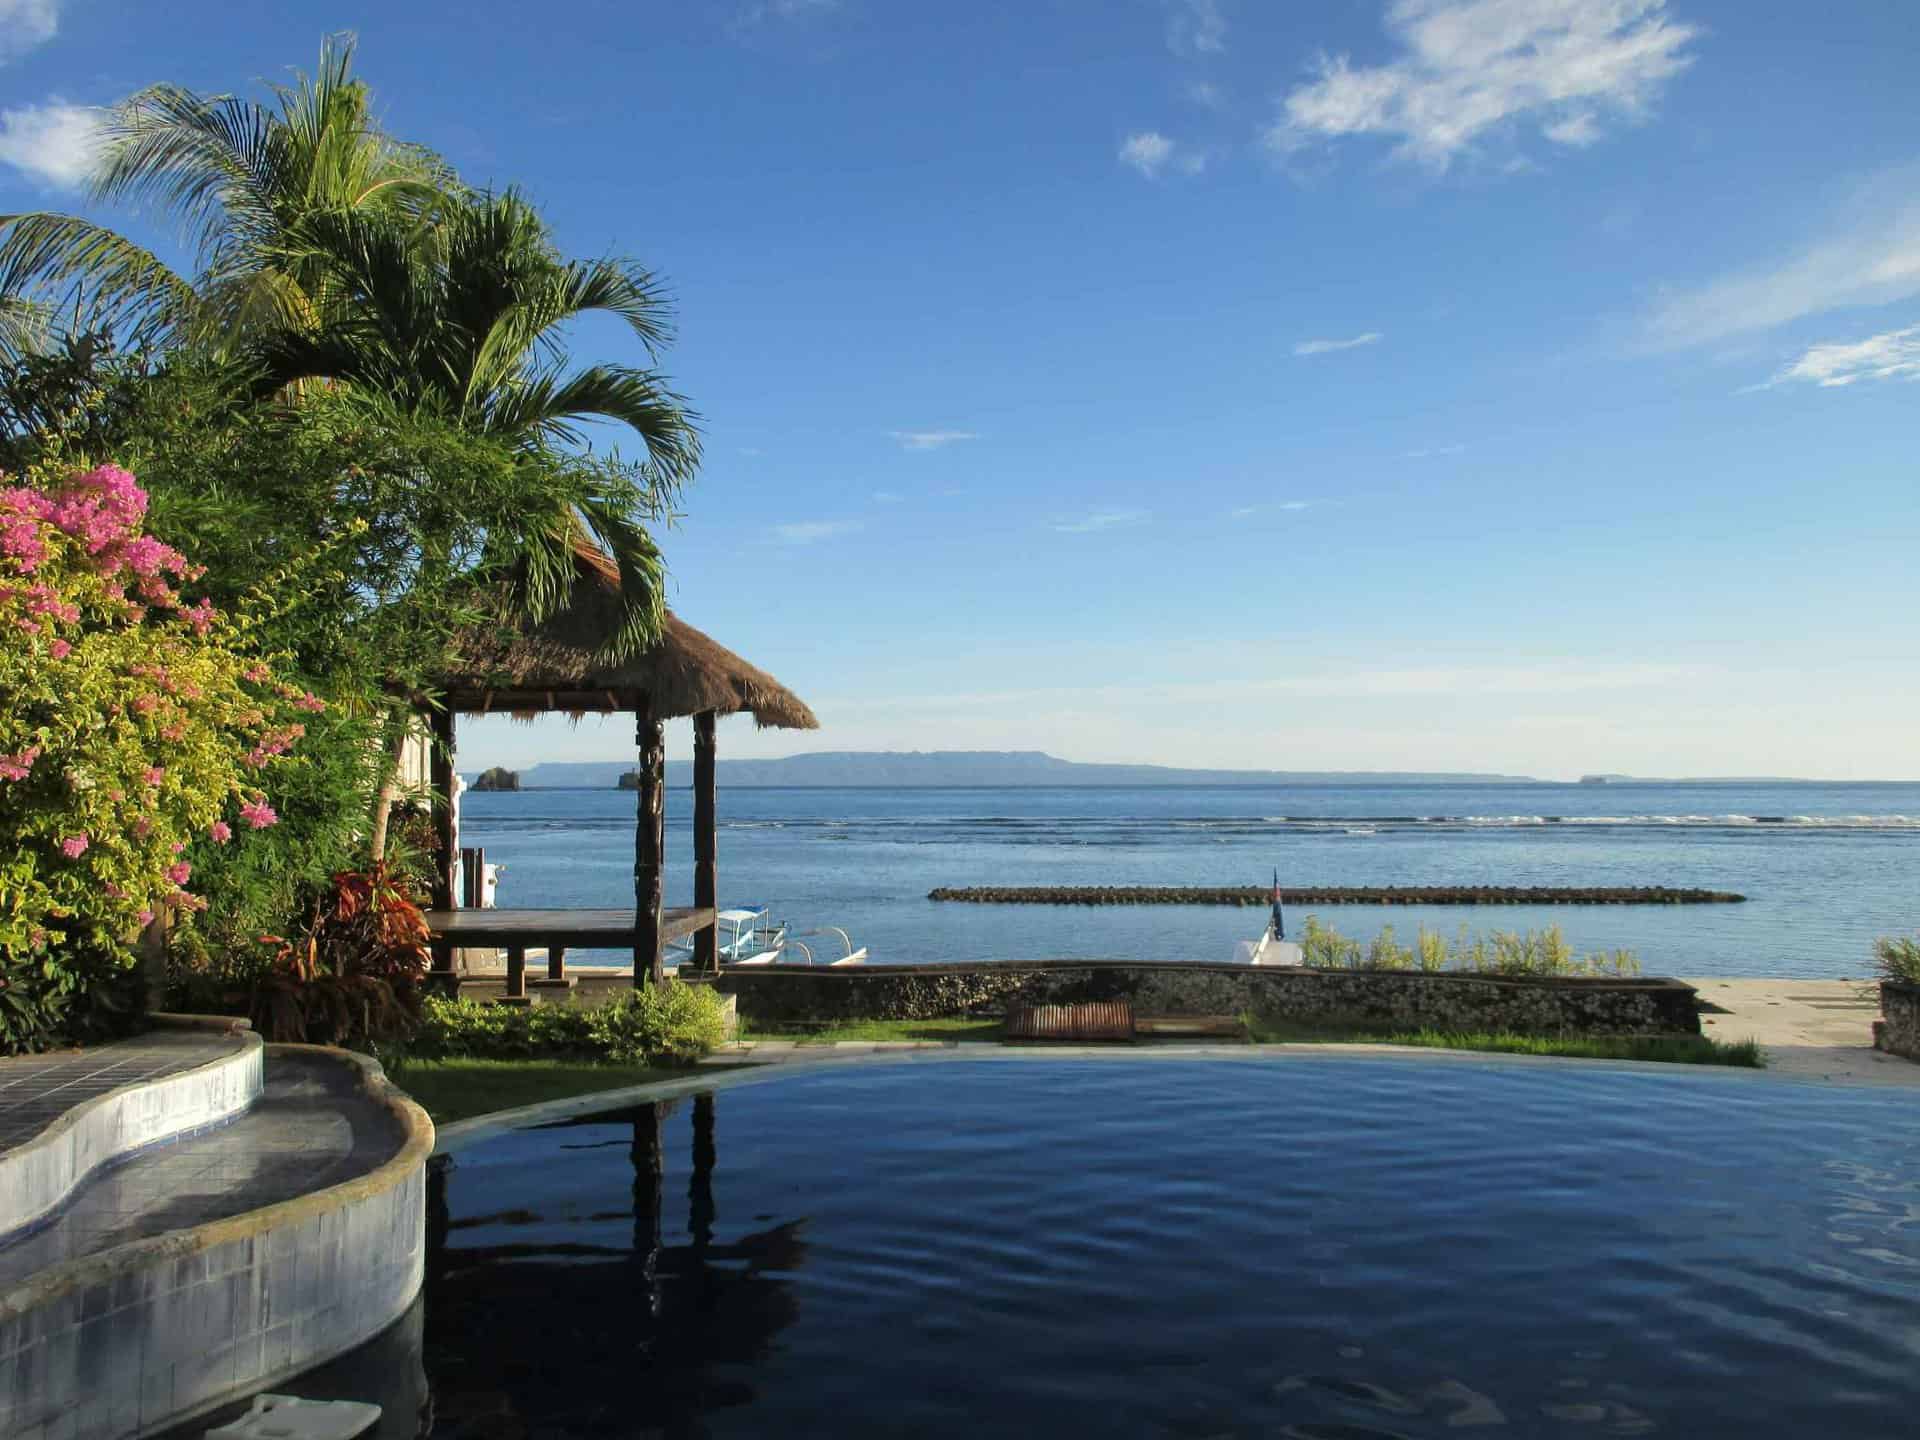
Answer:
[0,1017,263,1245]
[0,1045,432,1440]
[718,959,1703,1034]
[423,1050,1920,1439]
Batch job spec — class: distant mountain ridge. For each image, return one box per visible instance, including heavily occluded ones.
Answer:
[498,750,1542,789]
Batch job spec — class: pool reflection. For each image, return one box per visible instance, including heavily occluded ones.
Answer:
[424,1093,807,1437]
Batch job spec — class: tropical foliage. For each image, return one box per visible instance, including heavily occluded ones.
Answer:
[410,982,730,1066]
[1875,937,1920,985]
[1297,917,1641,977]
[0,462,318,1050]
[0,36,706,1044]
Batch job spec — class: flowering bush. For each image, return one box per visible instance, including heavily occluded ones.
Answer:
[0,462,321,1047]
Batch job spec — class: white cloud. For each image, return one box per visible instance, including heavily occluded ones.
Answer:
[772,519,861,545]
[1760,324,1920,390]
[733,0,836,28]
[1187,80,1226,110]
[1293,332,1381,356]
[1644,190,1920,349]
[1119,123,1210,179]
[1230,501,1314,517]
[1404,443,1465,458]
[872,489,902,503]
[1054,509,1149,534]
[0,100,101,187]
[0,0,60,60]
[889,429,978,451]
[1167,0,1227,57]
[1268,0,1698,172]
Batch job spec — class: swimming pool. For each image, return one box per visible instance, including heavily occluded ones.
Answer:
[342,1055,1920,1436]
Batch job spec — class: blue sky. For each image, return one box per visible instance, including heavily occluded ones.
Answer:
[3,0,1917,779]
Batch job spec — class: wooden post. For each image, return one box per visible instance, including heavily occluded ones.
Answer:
[635,704,666,986]
[694,710,718,973]
[459,847,485,908]
[505,945,527,1000]
[429,705,457,912]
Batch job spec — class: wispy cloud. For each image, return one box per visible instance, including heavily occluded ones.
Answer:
[1229,501,1314,517]
[872,489,902,503]
[0,0,61,61]
[1267,0,1698,172]
[732,0,836,29]
[1293,332,1381,356]
[772,519,861,545]
[1757,324,1920,390]
[889,429,978,452]
[1644,185,1920,348]
[1404,443,1465,458]
[0,100,100,187]
[1119,130,1204,179]
[1054,509,1150,534]
[1166,0,1227,57]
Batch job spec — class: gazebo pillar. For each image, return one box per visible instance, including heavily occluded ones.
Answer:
[634,702,666,985]
[428,704,458,913]
[693,711,718,972]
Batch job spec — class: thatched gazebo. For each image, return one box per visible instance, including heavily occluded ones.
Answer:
[421,542,818,993]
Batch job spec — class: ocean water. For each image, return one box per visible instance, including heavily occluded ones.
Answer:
[454,781,1920,978]
[397,1058,1920,1438]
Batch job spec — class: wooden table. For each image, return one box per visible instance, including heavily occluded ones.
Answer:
[424,907,716,998]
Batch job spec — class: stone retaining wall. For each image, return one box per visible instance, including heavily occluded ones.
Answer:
[718,961,1701,1036]
[1873,982,1920,1061]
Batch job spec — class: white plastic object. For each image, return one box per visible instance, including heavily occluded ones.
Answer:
[204,1393,382,1440]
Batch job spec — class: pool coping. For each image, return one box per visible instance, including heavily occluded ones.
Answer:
[0,1017,263,1245]
[0,1044,436,1440]
[431,1040,1863,1155]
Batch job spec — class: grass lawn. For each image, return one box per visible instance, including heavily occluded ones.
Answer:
[387,1058,715,1125]
[739,1017,1006,1044]
[1244,1018,1764,1067]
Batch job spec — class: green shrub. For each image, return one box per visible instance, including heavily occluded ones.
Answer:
[410,980,728,1067]
[1295,917,1640,978]
[1876,937,1920,984]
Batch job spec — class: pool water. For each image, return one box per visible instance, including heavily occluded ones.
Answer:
[414,1058,1919,1436]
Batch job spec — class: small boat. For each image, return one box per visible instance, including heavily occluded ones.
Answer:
[667,908,869,967]
[1233,870,1304,966]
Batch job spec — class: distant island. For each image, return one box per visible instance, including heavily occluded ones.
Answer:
[470,766,521,792]
[518,751,1543,789]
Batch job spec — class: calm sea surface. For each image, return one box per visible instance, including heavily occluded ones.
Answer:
[455,781,1920,978]
[281,1056,1920,1438]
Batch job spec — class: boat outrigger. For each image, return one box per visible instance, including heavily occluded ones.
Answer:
[667,907,868,968]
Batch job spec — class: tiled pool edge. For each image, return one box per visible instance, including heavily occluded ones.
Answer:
[432,1040,1838,1155]
[0,1019,263,1245]
[0,1044,434,1440]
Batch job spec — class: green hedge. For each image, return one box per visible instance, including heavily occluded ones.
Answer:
[408,981,728,1065]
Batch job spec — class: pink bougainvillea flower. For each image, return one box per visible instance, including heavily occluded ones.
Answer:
[0,746,38,781]
[48,638,71,659]
[104,882,125,899]
[137,908,155,926]
[133,817,153,840]
[239,799,278,829]
[59,834,88,858]
[145,766,165,786]
[210,820,232,844]
[294,692,327,713]
[165,861,191,885]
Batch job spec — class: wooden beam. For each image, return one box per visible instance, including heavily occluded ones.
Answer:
[693,710,718,973]
[428,704,457,912]
[634,704,666,985]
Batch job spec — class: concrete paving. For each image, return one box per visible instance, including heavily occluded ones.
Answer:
[1682,977,1919,1085]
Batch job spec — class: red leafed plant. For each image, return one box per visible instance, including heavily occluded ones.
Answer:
[252,864,429,1047]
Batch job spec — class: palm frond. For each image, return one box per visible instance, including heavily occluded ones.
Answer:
[0,212,193,343]
[483,363,702,484]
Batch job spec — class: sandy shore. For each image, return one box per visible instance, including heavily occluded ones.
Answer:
[1681,977,1916,1085]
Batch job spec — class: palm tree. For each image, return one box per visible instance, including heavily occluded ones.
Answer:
[0,34,449,352]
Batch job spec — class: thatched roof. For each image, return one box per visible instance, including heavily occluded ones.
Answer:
[437,543,819,729]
